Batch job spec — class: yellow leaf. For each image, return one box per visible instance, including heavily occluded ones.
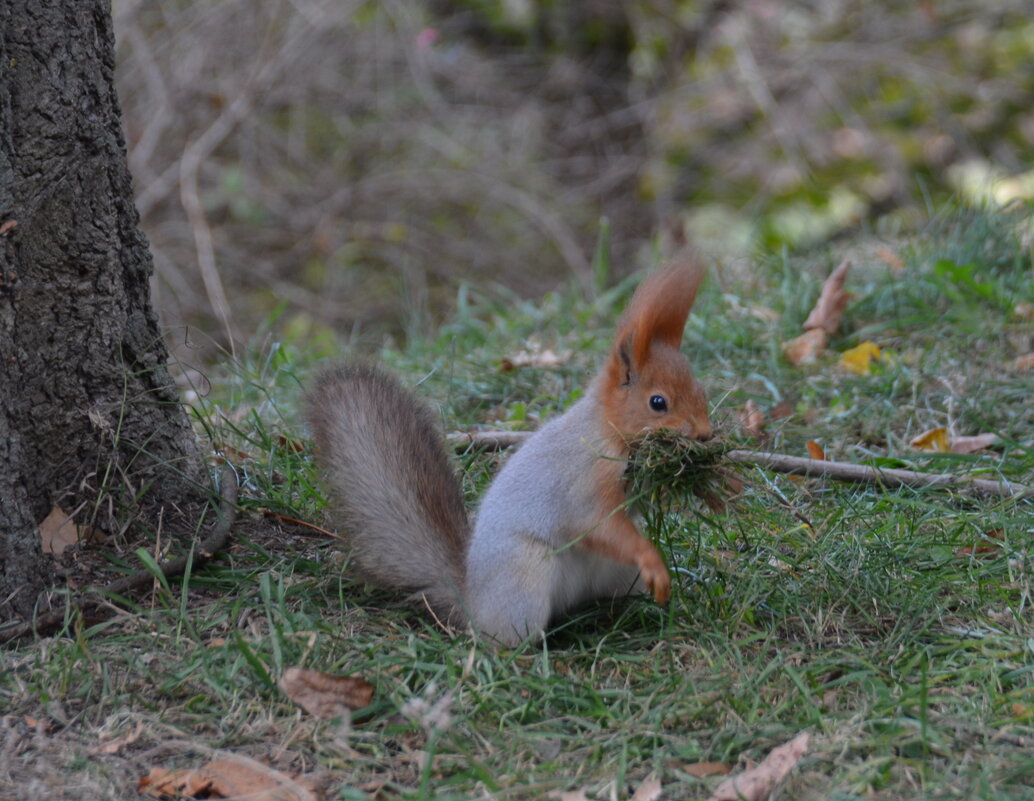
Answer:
[910,427,950,452]
[839,341,881,374]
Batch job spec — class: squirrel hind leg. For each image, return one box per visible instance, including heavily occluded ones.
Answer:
[465,535,558,646]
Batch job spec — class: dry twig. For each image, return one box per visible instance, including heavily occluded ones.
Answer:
[448,431,1032,499]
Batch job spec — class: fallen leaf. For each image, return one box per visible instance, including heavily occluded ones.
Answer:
[631,774,663,801]
[802,260,852,335]
[548,791,592,801]
[276,435,306,453]
[956,529,1004,557]
[740,400,765,438]
[1012,353,1034,371]
[684,762,732,778]
[92,722,145,755]
[707,732,810,801]
[767,556,794,573]
[214,444,254,463]
[805,441,826,461]
[500,344,571,371]
[39,506,80,556]
[769,400,794,420]
[139,758,318,801]
[781,328,827,366]
[0,219,18,236]
[1015,302,1034,320]
[779,262,853,366]
[950,433,1000,454]
[280,666,374,719]
[38,506,107,555]
[909,427,950,452]
[839,341,881,375]
[748,305,780,322]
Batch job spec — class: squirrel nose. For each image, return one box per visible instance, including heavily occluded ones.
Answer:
[677,421,713,442]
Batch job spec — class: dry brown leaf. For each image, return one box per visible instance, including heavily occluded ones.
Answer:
[874,245,905,274]
[909,427,950,452]
[707,732,810,801]
[956,529,1004,557]
[279,666,374,719]
[684,762,732,778]
[548,791,593,801]
[748,305,780,322]
[139,759,318,801]
[805,441,826,461]
[950,433,1000,454]
[500,345,571,371]
[781,328,827,366]
[39,506,80,556]
[92,722,145,756]
[769,400,794,420]
[25,716,56,732]
[0,219,18,236]
[38,506,107,555]
[802,261,851,335]
[1014,302,1034,320]
[276,435,306,453]
[1012,353,1034,371]
[740,400,765,438]
[630,774,663,801]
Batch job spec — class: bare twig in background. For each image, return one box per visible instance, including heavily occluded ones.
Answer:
[113,1,1034,351]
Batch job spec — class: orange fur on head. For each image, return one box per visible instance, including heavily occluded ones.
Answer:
[598,256,712,444]
[605,259,706,388]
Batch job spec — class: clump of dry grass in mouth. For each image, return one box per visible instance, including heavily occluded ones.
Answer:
[624,428,741,518]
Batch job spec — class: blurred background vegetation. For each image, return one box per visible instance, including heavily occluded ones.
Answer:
[113,0,1034,354]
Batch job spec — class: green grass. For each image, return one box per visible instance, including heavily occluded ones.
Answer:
[2,203,1033,800]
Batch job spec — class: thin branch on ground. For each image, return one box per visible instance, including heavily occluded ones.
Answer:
[448,431,1032,499]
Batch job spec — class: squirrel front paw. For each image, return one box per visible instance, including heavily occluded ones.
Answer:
[638,550,671,605]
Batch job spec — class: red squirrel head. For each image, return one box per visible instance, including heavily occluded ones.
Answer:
[602,259,712,442]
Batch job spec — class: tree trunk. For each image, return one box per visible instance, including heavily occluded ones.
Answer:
[0,1,206,622]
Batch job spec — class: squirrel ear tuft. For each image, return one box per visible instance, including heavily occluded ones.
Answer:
[612,258,706,370]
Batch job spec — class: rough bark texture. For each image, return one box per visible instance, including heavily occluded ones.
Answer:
[0,0,205,621]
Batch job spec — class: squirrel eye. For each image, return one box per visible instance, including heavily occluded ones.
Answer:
[649,395,668,413]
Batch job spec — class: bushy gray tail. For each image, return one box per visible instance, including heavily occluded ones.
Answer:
[306,364,469,620]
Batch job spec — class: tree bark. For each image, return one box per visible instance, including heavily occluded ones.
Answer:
[0,1,205,621]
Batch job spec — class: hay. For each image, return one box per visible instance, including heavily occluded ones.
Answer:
[625,430,737,507]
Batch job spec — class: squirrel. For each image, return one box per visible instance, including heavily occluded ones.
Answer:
[306,258,712,646]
